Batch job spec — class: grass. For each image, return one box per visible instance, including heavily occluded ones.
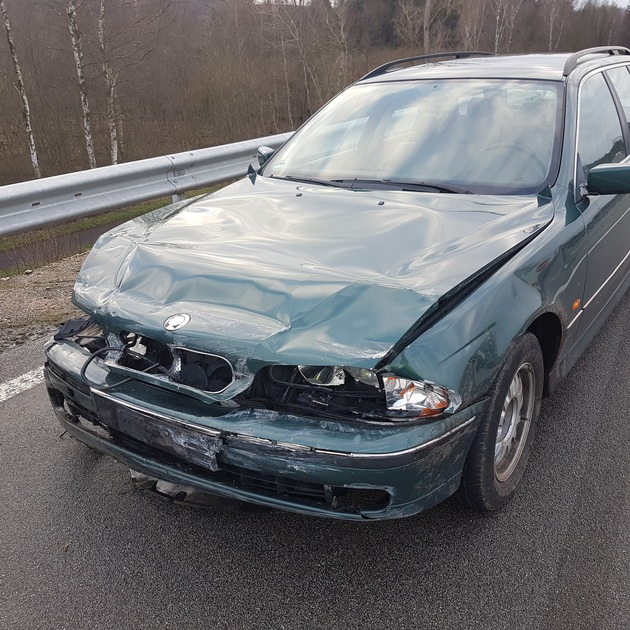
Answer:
[0,199,168,254]
[0,184,226,277]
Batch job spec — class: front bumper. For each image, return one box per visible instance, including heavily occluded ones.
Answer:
[45,339,482,520]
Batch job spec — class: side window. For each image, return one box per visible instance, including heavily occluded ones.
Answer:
[577,73,626,176]
[606,66,630,133]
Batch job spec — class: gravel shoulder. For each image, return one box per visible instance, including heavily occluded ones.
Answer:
[0,253,87,352]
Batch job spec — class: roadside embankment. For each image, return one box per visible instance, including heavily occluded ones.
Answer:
[0,252,86,352]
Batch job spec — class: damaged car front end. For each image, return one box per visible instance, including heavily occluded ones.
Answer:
[44,176,553,519]
[46,49,630,519]
[45,320,483,519]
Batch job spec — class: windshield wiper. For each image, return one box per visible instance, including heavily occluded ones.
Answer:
[270,175,470,194]
[270,175,350,188]
[330,178,471,194]
[389,180,471,194]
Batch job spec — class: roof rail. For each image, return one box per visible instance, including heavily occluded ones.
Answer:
[563,46,630,76]
[360,51,495,81]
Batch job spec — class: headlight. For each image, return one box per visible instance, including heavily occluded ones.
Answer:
[295,365,460,420]
[345,367,379,387]
[298,365,346,386]
[298,365,379,387]
[382,375,461,418]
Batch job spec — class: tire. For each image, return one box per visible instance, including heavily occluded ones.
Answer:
[457,332,543,511]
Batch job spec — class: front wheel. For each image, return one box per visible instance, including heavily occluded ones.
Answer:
[457,333,543,511]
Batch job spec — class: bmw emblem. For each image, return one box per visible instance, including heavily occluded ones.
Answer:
[163,313,191,331]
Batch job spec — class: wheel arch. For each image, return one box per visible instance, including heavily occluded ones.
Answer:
[526,311,563,397]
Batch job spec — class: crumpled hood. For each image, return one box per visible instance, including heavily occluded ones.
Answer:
[74,177,553,366]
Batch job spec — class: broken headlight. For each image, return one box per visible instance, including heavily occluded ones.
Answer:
[345,367,380,388]
[298,365,381,388]
[295,365,460,420]
[298,365,346,386]
[382,375,461,418]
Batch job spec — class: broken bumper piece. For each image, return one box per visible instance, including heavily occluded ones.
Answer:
[45,340,481,520]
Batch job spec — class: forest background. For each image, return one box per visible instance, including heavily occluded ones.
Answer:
[1,0,629,186]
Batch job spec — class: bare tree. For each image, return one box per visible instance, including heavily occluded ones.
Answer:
[540,0,571,52]
[394,0,423,49]
[259,1,300,127]
[67,0,96,168]
[0,0,41,178]
[2,0,630,185]
[259,1,326,118]
[490,0,524,53]
[318,0,355,91]
[394,0,457,55]
[97,0,118,164]
[457,0,488,50]
[96,0,169,164]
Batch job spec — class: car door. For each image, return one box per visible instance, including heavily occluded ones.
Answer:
[575,69,630,338]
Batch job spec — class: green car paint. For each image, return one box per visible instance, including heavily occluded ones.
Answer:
[73,180,554,371]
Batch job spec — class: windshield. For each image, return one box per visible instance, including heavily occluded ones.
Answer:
[263,79,562,195]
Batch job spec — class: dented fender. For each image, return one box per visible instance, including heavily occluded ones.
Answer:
[386,190,587,405]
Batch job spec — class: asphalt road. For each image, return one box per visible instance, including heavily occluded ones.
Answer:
[1,299,629,630]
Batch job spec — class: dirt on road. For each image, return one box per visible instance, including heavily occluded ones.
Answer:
[0,253,87,352]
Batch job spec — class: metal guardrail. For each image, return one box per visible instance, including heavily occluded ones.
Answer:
[0,132,293,238]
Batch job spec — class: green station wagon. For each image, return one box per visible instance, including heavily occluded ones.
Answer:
[45,47,630,519]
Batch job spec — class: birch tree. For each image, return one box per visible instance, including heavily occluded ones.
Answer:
[490,0,524,53]
[67,0,97,168]
[98,0,118,164]
[0,0,41,178]
[540,0,570,52]
[458,0,487,50]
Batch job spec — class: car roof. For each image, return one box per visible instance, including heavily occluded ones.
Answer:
[359,51,630,84]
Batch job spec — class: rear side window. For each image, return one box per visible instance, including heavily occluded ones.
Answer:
[606,66,630,133]
[577,73,626,175]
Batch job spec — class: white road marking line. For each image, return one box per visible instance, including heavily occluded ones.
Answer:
[0,367,45,403]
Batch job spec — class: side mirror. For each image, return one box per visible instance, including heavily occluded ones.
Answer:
[257,146,275,167]
[587,162,630,195]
